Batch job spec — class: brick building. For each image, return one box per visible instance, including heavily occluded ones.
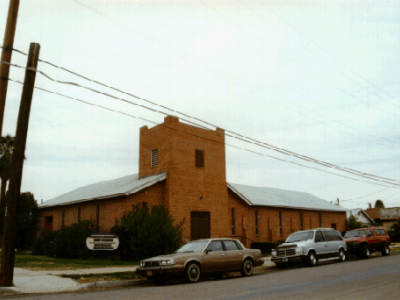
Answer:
[39,116,346,245]
[366,207,400,231]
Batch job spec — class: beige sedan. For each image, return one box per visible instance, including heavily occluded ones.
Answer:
[136,238,264,284]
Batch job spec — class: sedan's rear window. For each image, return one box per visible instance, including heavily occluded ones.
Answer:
[176,241,209,253]
[223,240,240,251]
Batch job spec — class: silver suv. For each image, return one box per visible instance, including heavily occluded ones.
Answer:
[271,228,347,269]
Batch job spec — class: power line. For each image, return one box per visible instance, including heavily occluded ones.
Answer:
[256,0,399,106]
[237,0,400,111]
[66,2,400,145]
[5,74,400,192]
[2,58,400,186]
[199,0,399,119]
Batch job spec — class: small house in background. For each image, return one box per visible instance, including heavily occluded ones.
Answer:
[366,207,400,231]
[346,208,375,228]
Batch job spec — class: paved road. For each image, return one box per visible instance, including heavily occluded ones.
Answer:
[4,253,400,300]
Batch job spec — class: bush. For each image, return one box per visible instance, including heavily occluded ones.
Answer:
[388,231,400,243]
[251,242,282,254]
[33,220,99,259]
[110,204,184,260]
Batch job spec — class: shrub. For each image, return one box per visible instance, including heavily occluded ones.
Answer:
[110,204,184,260]
[251,242,282,254]
[33,220,98,259]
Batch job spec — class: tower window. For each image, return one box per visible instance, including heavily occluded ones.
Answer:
[195,149,204,167]
[151,149,158,168]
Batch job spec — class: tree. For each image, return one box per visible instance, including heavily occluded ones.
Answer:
[0,135,14,204]
[390,218,400,243]
[347,215,363,230]
[374,199,385,208]
[110,204,184,260]
[0,192,39,250]
[391,217,400,233]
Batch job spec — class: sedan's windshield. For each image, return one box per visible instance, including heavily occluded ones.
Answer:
[286,231,314,243]
[344,230,366,238]
[176,241,209,253]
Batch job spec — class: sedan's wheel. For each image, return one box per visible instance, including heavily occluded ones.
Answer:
[362,244,370,259]
[381,243,390,256]
[185,263,201,283]
[307,251,318,267]
[240,259,254,276]
[338,249,346,262]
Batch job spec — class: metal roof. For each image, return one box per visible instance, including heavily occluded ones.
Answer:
[228,183,346,212]
[39,172,167,208]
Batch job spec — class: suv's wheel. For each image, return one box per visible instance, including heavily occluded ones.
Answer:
[307,251,318,267]
[338,248,346,262]
[381,243,390,256]
[185,263,201,283]
[240,259,254,276]
[361,244,370,259]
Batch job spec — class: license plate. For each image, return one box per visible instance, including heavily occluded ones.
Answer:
[146,271,153,277]
[281,258,288,262]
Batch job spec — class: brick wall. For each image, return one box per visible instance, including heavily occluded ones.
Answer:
[228,190,347,244]
[139,116,229,240]
[39,181,164,232]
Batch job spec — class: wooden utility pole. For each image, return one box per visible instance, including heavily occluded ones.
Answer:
[0,43,40,287]
[0,0,20,137]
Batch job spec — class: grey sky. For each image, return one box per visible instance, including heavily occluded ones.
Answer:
[1,0,399,209]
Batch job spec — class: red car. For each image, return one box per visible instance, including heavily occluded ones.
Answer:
[344,228,390,259]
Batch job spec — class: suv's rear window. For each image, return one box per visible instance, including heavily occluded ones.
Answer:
[323,230,343,241]
[373,229,386,235]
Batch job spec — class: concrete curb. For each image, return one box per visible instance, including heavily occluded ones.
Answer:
[0,287,19,294]
[80,279,146,290]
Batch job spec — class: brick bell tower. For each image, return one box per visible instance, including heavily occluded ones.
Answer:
[138,115,229,240]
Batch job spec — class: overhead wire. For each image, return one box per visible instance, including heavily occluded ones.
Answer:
[199,0,398,119]
[256,0,399,105]
[2,58,400,187]
[66,2,400,147]
[5,73,400,193]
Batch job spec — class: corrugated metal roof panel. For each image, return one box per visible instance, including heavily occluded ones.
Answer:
[39,172,167,208]
[228,183,346,212]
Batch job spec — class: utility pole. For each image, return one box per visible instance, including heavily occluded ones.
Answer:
[0,43,40,286]
[0,0,20,137]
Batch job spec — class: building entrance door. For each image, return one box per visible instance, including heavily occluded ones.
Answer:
[191,211,210,240]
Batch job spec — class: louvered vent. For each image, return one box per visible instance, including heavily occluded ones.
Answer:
[151,149,158,168]
[195,149,204,167]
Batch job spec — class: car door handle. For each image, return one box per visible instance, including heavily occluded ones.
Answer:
[220,254,225,256]
[238,253,243,255]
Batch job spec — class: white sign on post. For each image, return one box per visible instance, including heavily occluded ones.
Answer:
[86,233,120,250]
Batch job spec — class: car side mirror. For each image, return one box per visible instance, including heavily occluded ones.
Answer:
[315,238,322,243]
[205,249,212,254]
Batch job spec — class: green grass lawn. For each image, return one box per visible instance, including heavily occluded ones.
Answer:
[1,252,139,270]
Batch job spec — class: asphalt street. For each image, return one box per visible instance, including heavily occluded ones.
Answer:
[3,253,400,300]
